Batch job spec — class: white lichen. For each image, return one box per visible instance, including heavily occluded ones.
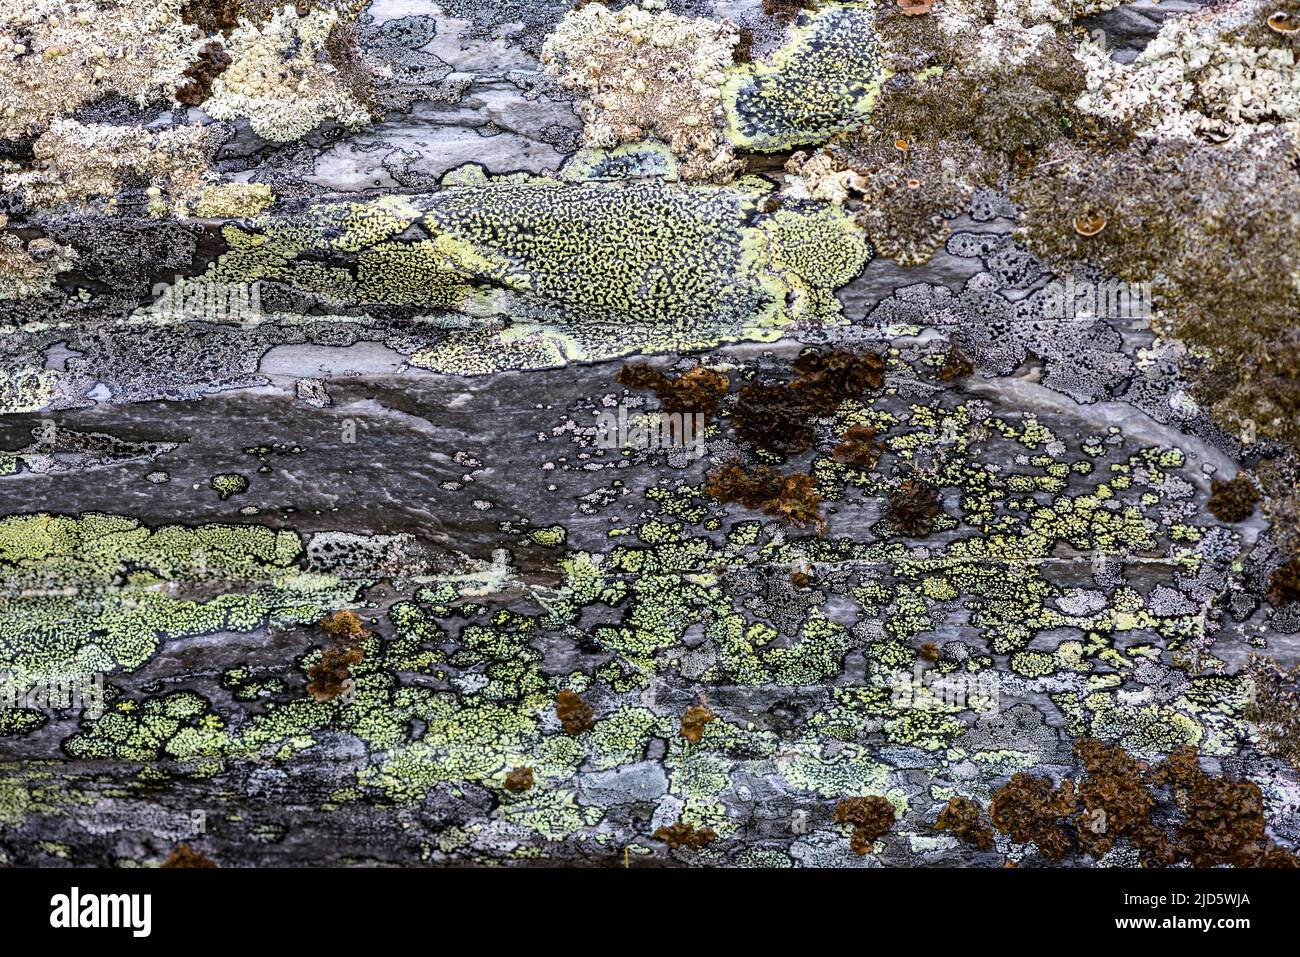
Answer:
[1,120,212,214]
[199,6,371,143]
[0,231,77,300]
[541,4,742,183]
[0,0,194,140]
[1076,1,1300,146]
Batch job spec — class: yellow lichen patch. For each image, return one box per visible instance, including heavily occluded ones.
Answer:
[722,3,888,152]
[193,182,274,219]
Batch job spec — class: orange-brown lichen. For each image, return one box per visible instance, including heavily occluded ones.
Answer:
[731,350,885,456]
[989,740,1298,866]
[935,344,974,382]
[791,349,887,412]
[918,641,940,662]
[504,766,535,793]
[1073,738,1168,862]
[832,424,885,470]
[886,479,944,536]
[680,705,716,743]
[653,821,718,849]
[834,795,896,854]
[1259,456,1300,556]
[617,363,730,416]
[734,27,754,64]
[161,844,218,868]
[307,644,363,703]
[556,689,595,735]
[1155,745,1296,868]
[321,609,368,644]
[731,384,817,456]
[306,609,368,702]
[989,773,1078,861]
[705,462,825,530]
[176,41,233,107]
[933,796,994,850]
[180,0,245,35]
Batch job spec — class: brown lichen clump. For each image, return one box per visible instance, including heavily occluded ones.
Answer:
[617,362,729,415]
[653,821,717,850]
[988,739,1297,866]
[831,424,885,470]
[989,773,1078,861]
[504,766,535,793]
[180,0,245,35]
[791,349,887,411]
[730,349,885,456]
[1073,738,1168,862]
[705,462,825,530]
[935,344,974,382]
[933,796,994,850]
[1268,557,1300,607]
[307,608,368,702]
[176,41,233,107]
[731,383,817,456]
[1245,656,1300,771]
[734,27,754,64]
[886,479,944,536]
[321,609,368,643]
[1206,473,1260,523]
[307,644,363,703]
[1155,745,1295,868]
[680,705,716,743]
[161,844,218,868]
[835,796,896,854]
[918,641,940,662]
[556,689,595,735]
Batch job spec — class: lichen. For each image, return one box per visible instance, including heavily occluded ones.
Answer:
[542,5,743,183]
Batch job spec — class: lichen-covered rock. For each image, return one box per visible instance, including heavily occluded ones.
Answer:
[0,0,1297,873]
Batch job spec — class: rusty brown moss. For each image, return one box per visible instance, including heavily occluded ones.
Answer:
[705,461,825,530]
[1206,473,1260,524]
[556,689,595,735]
[653,821,717,849]
[161,844,218,868]
[504,766,535,793]
[680,705,716,744]
[834,795,896,854]
[933,796,994,850]
[617,362,730,416]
